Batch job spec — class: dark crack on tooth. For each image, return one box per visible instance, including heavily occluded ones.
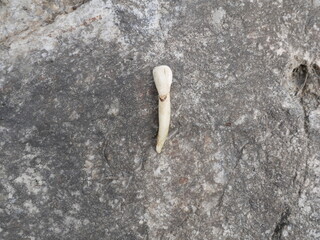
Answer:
[159,95,167,102]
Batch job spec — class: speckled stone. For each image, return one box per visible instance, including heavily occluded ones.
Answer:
[1,0,320,239]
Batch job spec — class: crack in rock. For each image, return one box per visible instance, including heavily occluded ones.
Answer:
[271,206,291,240]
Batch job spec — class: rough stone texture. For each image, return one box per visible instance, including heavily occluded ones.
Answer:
[1,0,320,239]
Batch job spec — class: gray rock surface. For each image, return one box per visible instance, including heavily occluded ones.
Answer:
[1,0,320,239]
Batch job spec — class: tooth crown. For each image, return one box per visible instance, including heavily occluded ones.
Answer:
[153,65,172,96]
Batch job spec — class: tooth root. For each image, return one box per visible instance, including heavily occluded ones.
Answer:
[153,66,173,153]
[156,93,171,153]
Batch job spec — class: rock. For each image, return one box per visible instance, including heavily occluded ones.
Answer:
[0,0,319,239]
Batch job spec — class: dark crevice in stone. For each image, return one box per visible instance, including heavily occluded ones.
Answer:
[70,0,91,11]
[292,64,308,95]
[300,97,310,137]
[312,63,320,77]
[290,61,320,138]
[271,206,291,240]
[298,154,309,198]
[0,0,6,6]
[217,187,226,209]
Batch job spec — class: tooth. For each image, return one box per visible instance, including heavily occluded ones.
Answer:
[153,65,173,153]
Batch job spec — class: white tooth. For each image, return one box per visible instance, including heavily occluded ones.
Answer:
[153,65,173,153]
